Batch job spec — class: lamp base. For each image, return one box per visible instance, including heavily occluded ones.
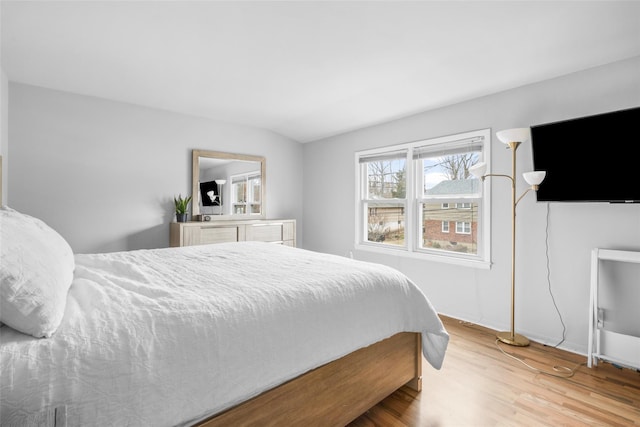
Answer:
[496,331,530,347]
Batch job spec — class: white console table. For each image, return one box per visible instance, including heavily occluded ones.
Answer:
[588,248,640,369]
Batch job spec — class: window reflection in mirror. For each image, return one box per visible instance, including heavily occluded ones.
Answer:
[231,171,262,215]
[191,150,265,219]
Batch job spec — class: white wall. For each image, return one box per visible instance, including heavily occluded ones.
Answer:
[8,83,304,253]
[302,56,640,355]
[1,68,7,204]
[0,2,5,205]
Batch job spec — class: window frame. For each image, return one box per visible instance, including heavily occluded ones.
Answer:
[354,129,491,269]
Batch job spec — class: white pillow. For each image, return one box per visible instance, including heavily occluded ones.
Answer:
[0,206,75,338]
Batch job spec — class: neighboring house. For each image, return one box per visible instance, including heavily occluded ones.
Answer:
[423,179,479,253]
[368,179,479,254]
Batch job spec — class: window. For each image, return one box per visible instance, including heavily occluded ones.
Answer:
[355,129,491,268]
[455,221,471,234]
[358,150,407,246]
[231,172,262,215]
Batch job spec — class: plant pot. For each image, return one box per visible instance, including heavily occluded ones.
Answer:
[176,213,188,223]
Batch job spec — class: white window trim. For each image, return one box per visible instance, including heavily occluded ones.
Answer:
[354,129,492,269]
[455,221,472,234]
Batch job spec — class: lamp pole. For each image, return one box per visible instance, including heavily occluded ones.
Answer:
[214,179,227,215]
[498,141,530,346]
[469,128,545,347]
[479,141,529,346]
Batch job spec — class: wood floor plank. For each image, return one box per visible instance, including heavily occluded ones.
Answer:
[349,315,640,426]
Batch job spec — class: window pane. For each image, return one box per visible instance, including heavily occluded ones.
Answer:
[420,151,480,198]
[366,204,405,246]
[421,202,478,254]
[250,176,261,203]
[233,180,247,203]
[366,159,406,199]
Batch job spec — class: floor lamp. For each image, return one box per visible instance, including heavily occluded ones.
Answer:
[214,179,226,215]
[206,190,218,215]
[469,128,546,347]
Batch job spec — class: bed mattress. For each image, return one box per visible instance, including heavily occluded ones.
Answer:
[1,241,448,426]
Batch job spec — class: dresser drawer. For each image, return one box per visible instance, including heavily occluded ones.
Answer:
[245,224,283,243]
[200,226,239,244]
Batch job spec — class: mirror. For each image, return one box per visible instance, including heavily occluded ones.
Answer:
[192,150,266,220]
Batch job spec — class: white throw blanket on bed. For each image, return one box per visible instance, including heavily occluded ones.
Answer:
[1,242,449,427]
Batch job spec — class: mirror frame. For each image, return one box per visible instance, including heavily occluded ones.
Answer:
[192,149,266,220]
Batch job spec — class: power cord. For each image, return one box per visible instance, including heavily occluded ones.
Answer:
[456,320,584,378]
[491,203,583,378]
[494,339,584,378]
[545,202,567,348]
[458,203,582,378]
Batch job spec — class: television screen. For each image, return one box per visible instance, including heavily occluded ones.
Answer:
[530,106,640,203]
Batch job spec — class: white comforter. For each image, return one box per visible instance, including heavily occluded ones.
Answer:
[1,242,449,427]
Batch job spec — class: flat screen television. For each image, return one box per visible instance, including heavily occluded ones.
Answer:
[530,106,640,203]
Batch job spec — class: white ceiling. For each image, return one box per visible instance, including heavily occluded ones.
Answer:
[2,1,640,143]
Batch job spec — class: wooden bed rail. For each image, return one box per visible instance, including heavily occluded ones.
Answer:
[195,332,422,427]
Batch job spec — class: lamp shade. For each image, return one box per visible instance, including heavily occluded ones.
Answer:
[496,128,530,145]
[214,179,227,185]
[522,171,546,186]
[469,162,487,178]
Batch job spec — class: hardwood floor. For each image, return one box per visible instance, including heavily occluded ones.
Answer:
[349,315,640,427]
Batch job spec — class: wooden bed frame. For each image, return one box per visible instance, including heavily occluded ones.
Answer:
[195,332,422,426]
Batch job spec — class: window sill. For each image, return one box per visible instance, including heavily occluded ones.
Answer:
[354,243,492,270]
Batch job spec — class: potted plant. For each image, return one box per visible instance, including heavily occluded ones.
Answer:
[174,194,192,223]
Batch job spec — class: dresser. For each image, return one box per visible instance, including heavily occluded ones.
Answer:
[170,219,296,248]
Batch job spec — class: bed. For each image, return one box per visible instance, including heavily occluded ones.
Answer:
[0,206,449,426]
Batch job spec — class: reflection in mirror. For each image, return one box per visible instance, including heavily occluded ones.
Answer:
[192,150,266,219]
